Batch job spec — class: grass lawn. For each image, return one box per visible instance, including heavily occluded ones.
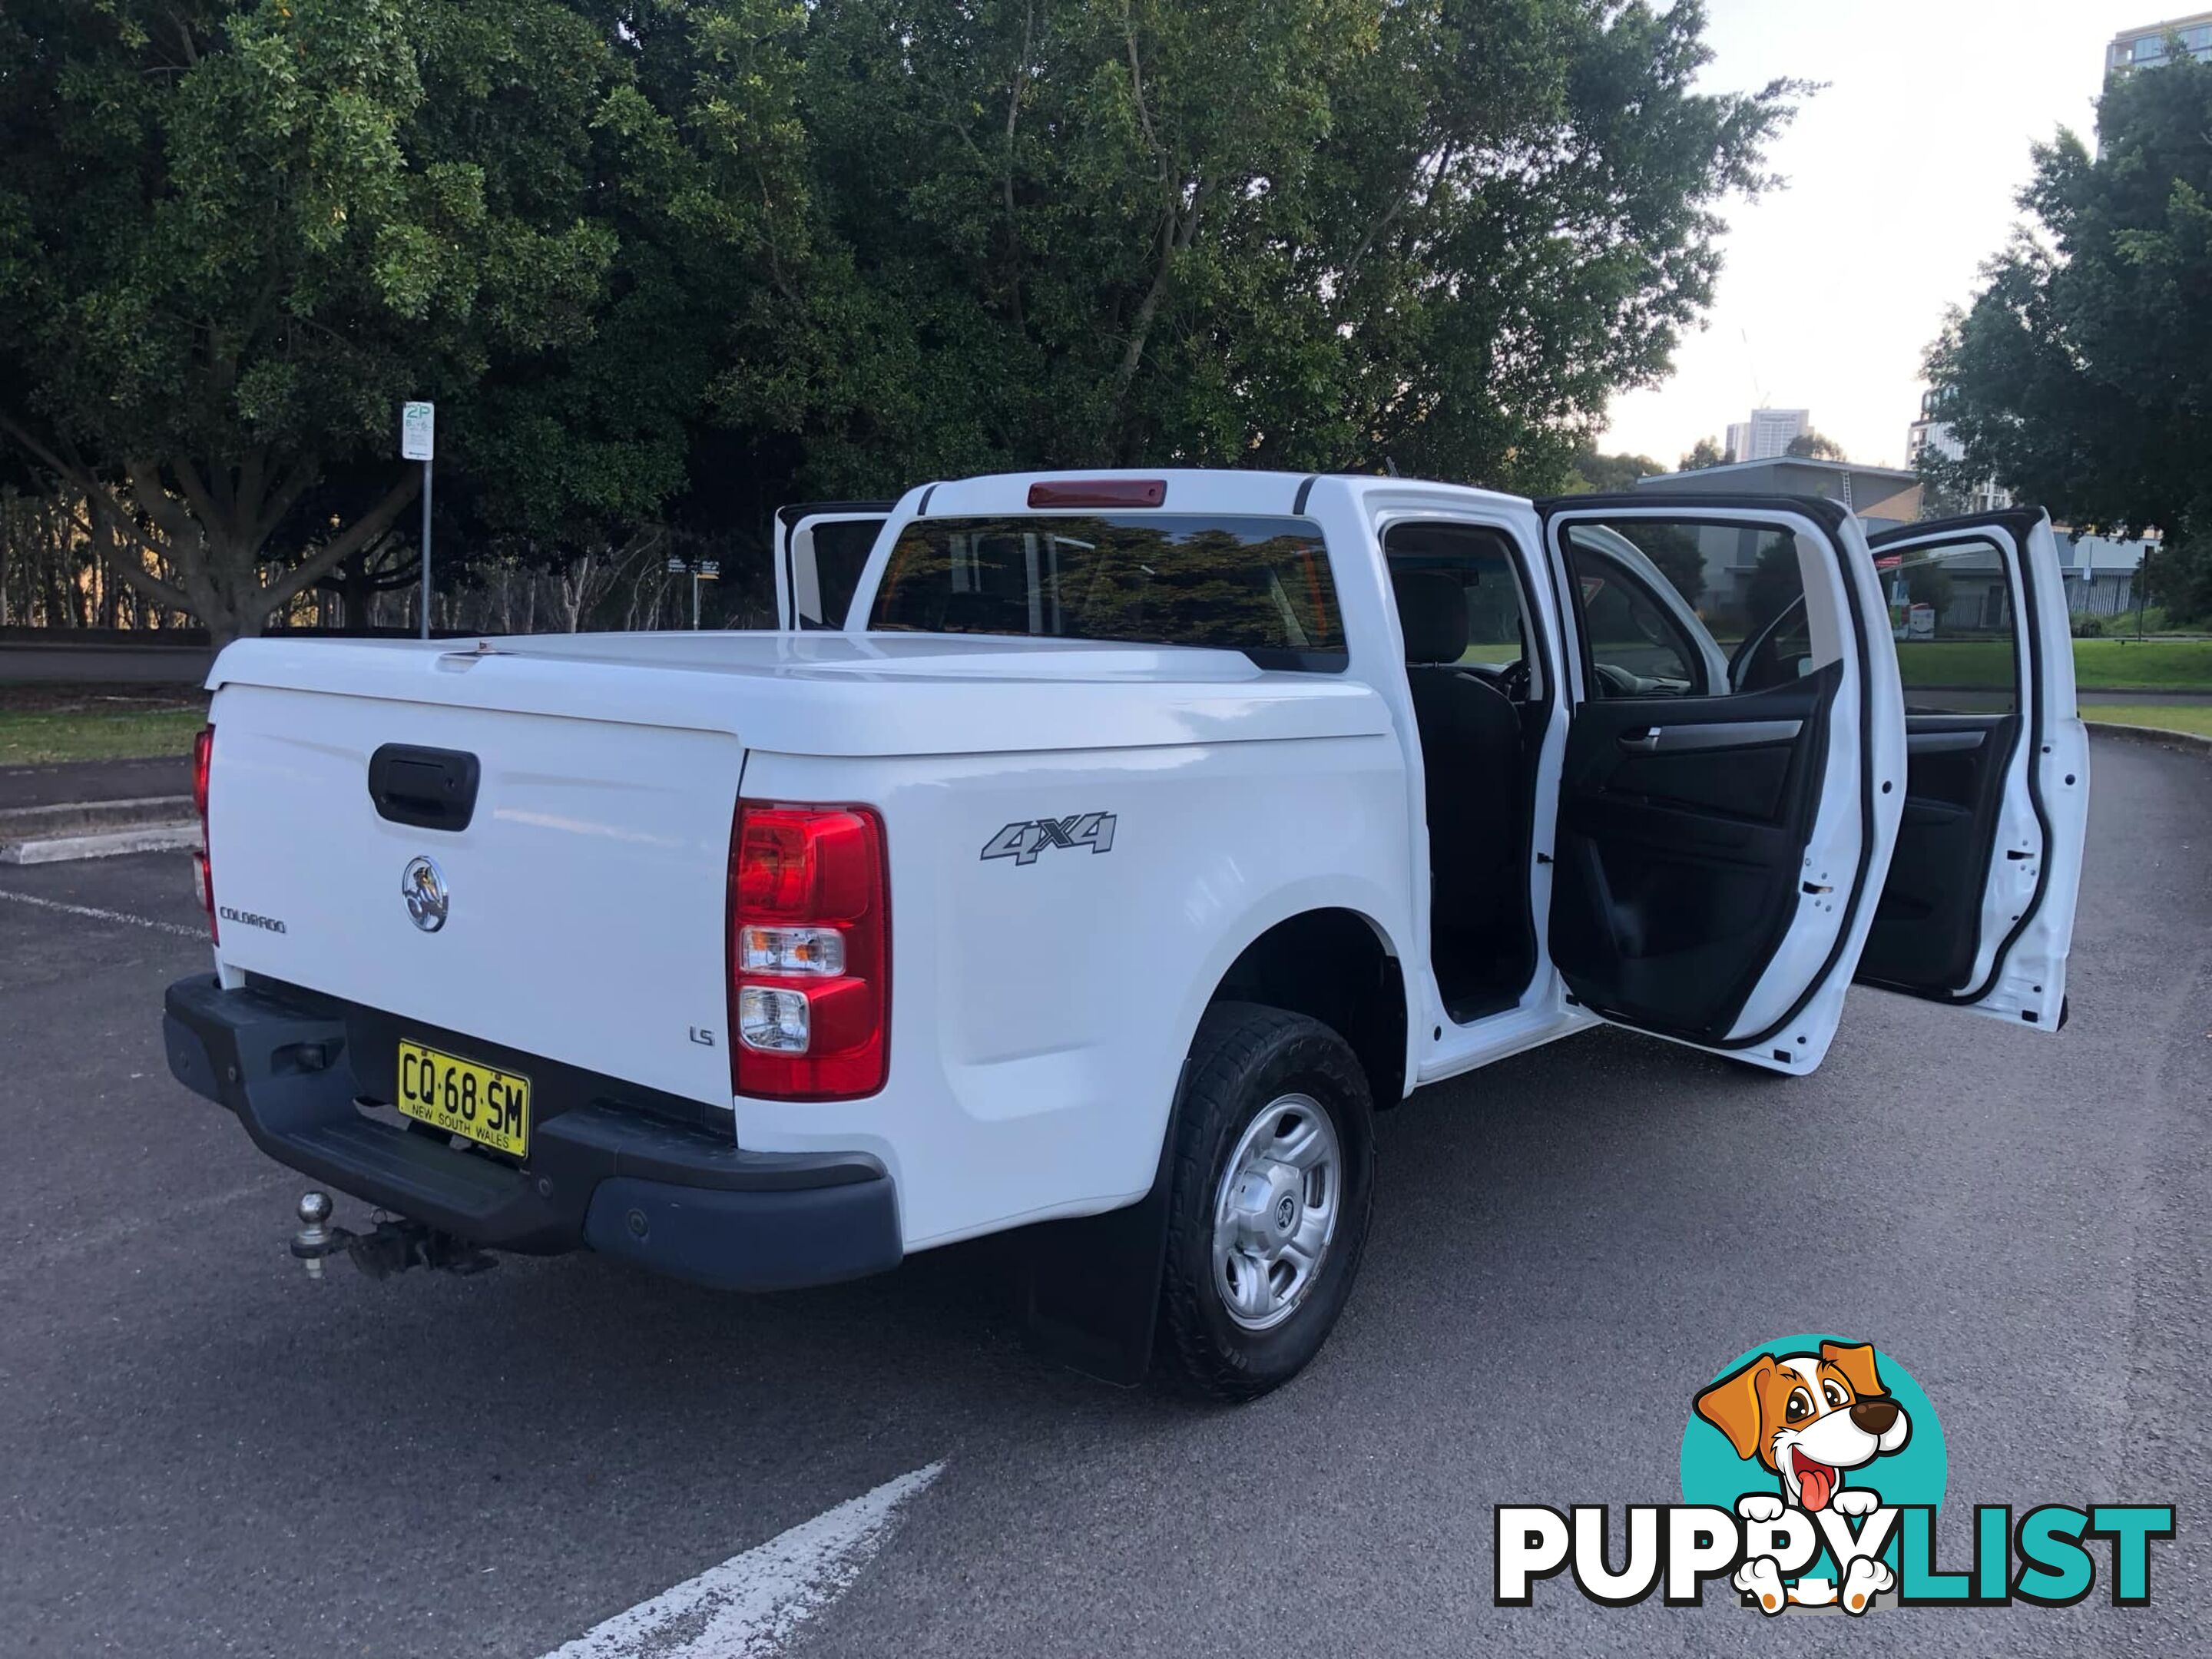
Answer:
[2071,637,2212,689]
[1896,637,2212,691]
[0,687,207,766]
[2084,704,2212,741]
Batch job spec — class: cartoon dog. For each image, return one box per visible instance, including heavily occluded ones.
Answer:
[1695,1340,1912,1614]
[1695,1339,1911,1512]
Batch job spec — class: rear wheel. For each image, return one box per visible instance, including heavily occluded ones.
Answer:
[1155,1002,1376,1402]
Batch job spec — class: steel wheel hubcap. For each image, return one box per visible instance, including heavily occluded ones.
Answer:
[1211,1093,1342,1332]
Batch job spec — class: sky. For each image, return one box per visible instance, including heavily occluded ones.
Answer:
[1601,0,2171,471]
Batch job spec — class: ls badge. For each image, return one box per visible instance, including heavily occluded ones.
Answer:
[981,811,1117,866]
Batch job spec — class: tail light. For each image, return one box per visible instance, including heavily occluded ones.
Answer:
[727,802,889,1099]
[191,724,217,942]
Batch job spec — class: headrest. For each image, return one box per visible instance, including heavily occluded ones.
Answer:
[1394,571,1469,664]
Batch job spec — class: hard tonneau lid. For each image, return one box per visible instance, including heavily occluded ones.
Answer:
[209,631,1391,758]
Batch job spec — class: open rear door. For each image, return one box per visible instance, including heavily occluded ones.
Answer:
[1856,510,2088,1028]
[1535,496,1906,1073]
[773,502,893,630]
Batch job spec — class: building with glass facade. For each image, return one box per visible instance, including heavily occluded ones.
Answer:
[2108,12,2212,73]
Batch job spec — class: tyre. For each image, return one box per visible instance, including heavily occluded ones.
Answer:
[1154,1002,1376,1402]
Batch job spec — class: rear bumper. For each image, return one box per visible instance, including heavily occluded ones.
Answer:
[162,974,902,1291]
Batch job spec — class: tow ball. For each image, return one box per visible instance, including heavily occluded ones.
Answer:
[289,1191,497,1280]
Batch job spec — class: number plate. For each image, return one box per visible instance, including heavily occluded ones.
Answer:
[395,1040,530,1157]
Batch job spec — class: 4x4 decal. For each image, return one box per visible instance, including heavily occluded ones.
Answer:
[981,812,1117,866]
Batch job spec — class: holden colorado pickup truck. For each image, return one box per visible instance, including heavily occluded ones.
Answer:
[164,471,2088,1399]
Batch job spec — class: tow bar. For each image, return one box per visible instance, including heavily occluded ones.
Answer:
[289,1190,497,1280]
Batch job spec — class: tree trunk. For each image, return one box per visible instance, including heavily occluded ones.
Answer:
[28,448,427,648]
[559,551,594,632]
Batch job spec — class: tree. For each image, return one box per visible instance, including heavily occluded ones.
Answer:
[0,1,1809,640]
[1903,559,1954,622]
[1922,47,2212,620]
[1568,446,1664,494]
[1743,540,1805,634]
[1614,522,1705,606]
[1680,435,1731,471]
[760,0,1806,497]
[1784,428,1845,460]
[0,0,810,643]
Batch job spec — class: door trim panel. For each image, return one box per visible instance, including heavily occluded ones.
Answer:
[1863,510,2060,1008]
[1906,728,1988,755]
[1532,493,1901,1060]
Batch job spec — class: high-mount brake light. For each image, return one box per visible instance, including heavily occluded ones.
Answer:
[727,802,889,1099]
[1026,478,1167,509]
[191,724,217,942]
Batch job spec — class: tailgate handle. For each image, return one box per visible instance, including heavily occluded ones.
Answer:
[368,744,481,833]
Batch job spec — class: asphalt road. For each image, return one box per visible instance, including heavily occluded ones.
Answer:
[0,755,191,812]
[2,736,2206,1657]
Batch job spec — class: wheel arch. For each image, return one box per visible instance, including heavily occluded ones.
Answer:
[1198,899,1412,1108]
[1017,887,1409,1389]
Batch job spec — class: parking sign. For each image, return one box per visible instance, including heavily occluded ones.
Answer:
[401,402,435,461]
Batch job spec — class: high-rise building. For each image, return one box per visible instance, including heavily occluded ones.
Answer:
[1723,409,1810,463]
[1906,389,2012,515]
[2108,12,2212,73]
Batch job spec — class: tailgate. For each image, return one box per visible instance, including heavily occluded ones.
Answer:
[204,681,743,1107]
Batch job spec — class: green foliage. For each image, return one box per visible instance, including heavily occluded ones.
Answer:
[1924,48,2212,622]
[1679,435,1729,470]
[759,0,1804,495]
[0,0,810,641]
[1565,445,1664,494]
[1903,559,1953,618]
[1744,539,1799,631]
[2141,538,2212,624]
[2095,603,2172,635]
[1608,521,1704,605]
[1783,428,1843,460]
[0,1,1803,639]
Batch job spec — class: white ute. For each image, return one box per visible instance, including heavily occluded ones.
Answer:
[164,471,2088,1399]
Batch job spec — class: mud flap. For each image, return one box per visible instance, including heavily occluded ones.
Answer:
[1018,1132,1175,1387]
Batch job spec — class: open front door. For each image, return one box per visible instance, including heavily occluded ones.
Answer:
[773,502,893,630]
[1855,511,2088,1028]
[1535,496,1906,1073]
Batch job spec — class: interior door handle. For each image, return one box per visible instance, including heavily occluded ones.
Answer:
[1617,720,1803,754]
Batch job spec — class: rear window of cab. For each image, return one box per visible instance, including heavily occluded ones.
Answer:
[867,514,1346,671]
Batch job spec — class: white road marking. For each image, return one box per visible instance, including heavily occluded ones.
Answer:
[0,886,204,939]
[0,889,203,942]
[541,1461,945,1659]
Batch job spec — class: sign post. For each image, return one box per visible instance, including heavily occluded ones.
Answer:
[694,558,718,631]
[400,402,435,639]
[667,555,692,628]
[667,555,719,629]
